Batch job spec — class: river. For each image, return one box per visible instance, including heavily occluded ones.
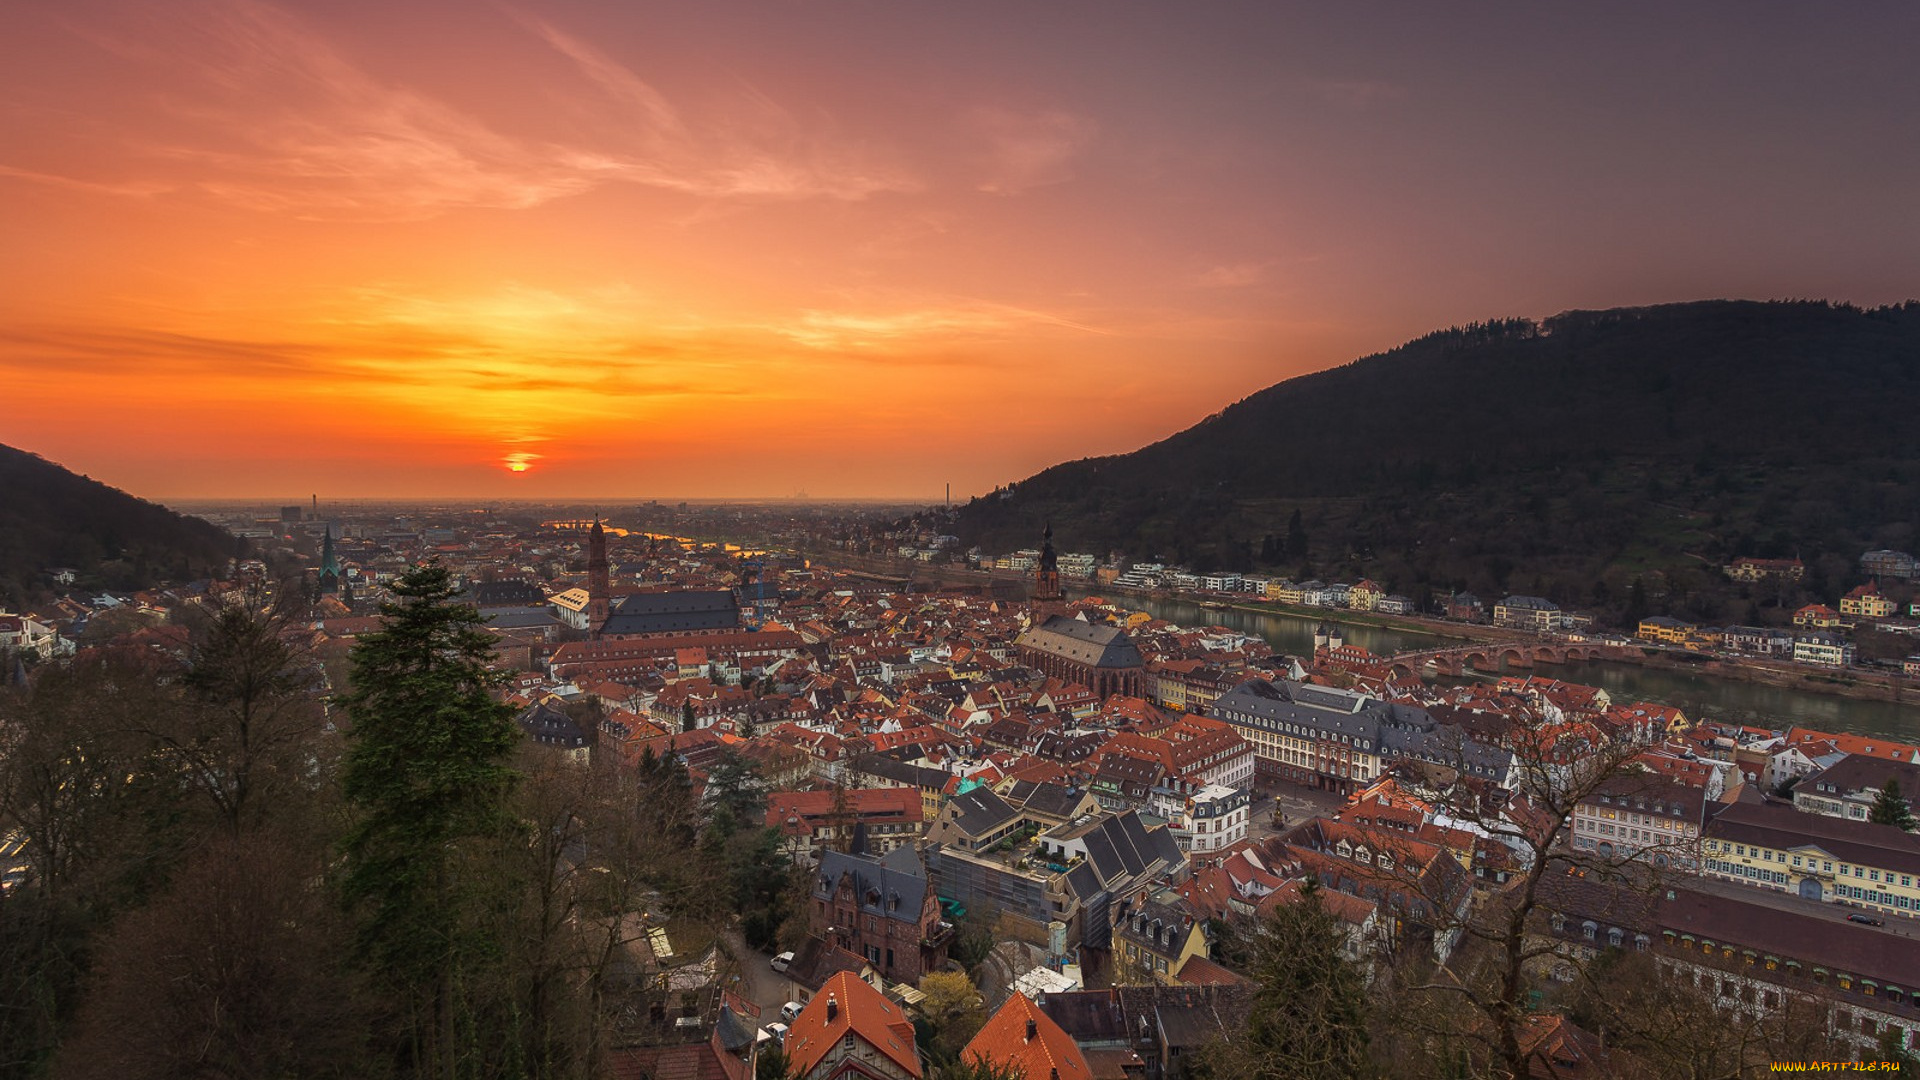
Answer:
[1074,587,1920,743]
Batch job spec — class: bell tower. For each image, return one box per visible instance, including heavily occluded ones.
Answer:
[1030,522,1062,621]
[587,516,610,637]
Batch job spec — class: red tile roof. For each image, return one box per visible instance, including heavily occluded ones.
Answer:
[963,992,1092,1080]
[785,971,921,1079]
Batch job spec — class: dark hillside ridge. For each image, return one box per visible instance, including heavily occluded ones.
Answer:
[0,443,239,604]
[944,300,1920,623]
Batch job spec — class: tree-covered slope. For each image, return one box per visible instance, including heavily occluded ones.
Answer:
[947,300,1920,620]
[0,443,238,603]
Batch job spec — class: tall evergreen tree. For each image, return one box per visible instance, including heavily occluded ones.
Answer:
[336,562,520,1078]
[1205,878,1372,1080]
[1870,779,1917,831]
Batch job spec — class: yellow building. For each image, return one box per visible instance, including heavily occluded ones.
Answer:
[1270,582,1308,605]
[1841,585,1896,619]
[1348,579,1384,613]
[1115,899,1210,985]
[1636,615,1696,644]
[1702,798,1920,920]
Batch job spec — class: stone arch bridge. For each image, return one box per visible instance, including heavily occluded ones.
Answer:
[1384,641,1628,680]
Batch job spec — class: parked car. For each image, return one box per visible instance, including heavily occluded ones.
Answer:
[770,951,795,973]
[760,1022,789,1045]
[781,1000,805,1022]
[1847,913,1885,926]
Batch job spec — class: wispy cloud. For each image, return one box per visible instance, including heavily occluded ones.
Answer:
[1193,261,1271,288]
[521,14,918,202]
[17,0,918,219]
[968,107,1098,194]
[776,300,1107,350]
[0,164,174,198]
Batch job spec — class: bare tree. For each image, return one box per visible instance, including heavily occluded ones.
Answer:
[1568,949,1841,1080]
[53,829,376,1080]
[1315,713,1693,1080]
[159,584,330,832]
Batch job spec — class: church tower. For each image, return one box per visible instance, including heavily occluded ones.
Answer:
[317,525,341,595]
[1030,522,1063,622]
[587,516,610,637]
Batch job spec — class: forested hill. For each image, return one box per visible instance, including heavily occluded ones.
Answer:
[0,443,238,603]
[945,300,1920,618]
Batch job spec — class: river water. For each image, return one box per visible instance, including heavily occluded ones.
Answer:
[1072,588,1920,743]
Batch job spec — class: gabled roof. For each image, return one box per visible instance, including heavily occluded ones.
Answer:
[815,848,930,925]
[785,971,922,1079]
[944,785,1021,837]
[601,589,741,636]
[964,993,1093,1080]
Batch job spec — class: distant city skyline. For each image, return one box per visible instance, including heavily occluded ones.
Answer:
[4,1,1916,500]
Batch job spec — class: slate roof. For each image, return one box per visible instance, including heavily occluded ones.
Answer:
[851,753,951,790]
[1211,679,1511,780]
[816,848,930,925]
[1005,780,1091,821]
[600,590,741,636]
[1057,811,1184,892]
[944,786,1021,838]
[517,703,587,749]
[1017,616,1145,669]
[463,579,547,607]
[1706,795,1920,876]
[1802,753,1920,799]
[1659,878,1920,989]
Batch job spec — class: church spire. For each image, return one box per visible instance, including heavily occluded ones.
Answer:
[318,524,341,594]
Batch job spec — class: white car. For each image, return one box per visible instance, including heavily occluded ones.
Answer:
[770,950,794,973]
[781,1000,805,1022]
[760,1022,789,1045]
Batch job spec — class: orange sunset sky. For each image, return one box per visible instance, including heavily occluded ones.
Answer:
[3,1,1917,500]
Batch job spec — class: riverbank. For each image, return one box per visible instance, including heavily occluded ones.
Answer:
[802,550,1916,712]
[1625,649,1915,707]
[1087,585,1919,708]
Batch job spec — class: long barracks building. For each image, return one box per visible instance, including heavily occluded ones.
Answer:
[549,628,805,683]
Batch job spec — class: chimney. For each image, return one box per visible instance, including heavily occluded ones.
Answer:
[827,994,839,1022]
[1025,1018,1037,1043]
